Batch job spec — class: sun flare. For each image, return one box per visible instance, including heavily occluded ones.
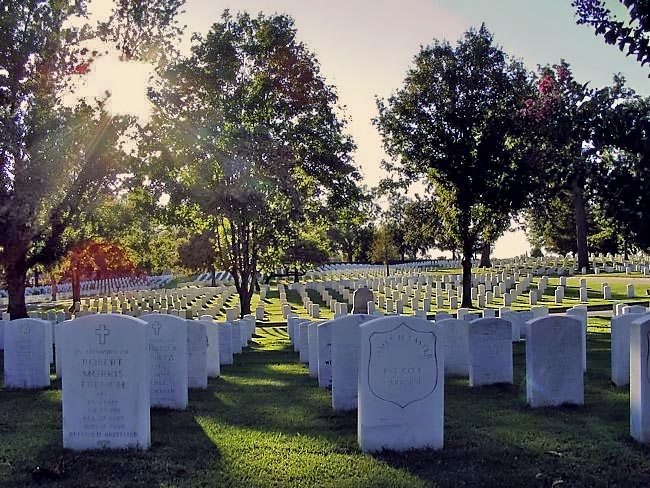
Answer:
[69,50,154,122]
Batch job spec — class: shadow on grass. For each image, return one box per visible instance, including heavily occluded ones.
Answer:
[0,356,222,487]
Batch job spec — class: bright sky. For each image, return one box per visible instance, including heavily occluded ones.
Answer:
[86,0,650,258]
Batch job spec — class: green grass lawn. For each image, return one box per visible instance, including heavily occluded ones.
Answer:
[3,318,650,486]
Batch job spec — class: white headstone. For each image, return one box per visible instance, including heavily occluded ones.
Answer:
[218,321,233,365]
[436,318,469,377]
[624,306,647,315]
[566,307,588,372]
[231,320,243,355]
[630,315,650,442]
[199,319,220,378]
[317,321,332,389]
[331,314,375,411]
[526,316,583,407]
[186,320,208,389]
[3,318,50,389]
[468,318,513,386]
[611,313,646,387]
[60,314,150,450]
[308,321,320,379]
[358,316,444,452]
[140,314,188,410]
[299,321,310,363]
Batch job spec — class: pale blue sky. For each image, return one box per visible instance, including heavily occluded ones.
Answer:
[173,1,648,257]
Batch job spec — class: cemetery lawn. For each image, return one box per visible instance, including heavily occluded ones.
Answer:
[4,321,650,486]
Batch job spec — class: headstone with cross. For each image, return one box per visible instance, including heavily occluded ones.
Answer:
[60,314,150,450]
[140,314,188,410]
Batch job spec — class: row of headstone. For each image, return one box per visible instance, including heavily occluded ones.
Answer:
[289,310,586,452]
[3,312,255,450]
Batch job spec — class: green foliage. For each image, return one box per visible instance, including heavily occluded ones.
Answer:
[0,0,185,317]
[96,0,185,62]
[523,64,650,259]
[573,0,650,70]
[280,237,329,279]
[521,61,619,269]
[143,11,358,314]
[177,230,216,272]
[326,186,377,263]
[589,85,650,251]
[375,25,535,305]
[370,225,400,265]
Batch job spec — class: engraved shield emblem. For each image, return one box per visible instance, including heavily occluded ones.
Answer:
[368,322,438,409]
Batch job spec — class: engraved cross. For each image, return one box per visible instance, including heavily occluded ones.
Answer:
[151,321,162,335]
[95,325,110,345]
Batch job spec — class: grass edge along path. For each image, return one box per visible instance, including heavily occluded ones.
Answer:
[2,320,650,486]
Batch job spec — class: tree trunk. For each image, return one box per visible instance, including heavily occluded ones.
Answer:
[346,248,353,263]
[479,242,492,268]
[70,267,81,312]
[385,261,390,276]
[571,178,589,273]
[240,285,252,317]
[461,238,473,308]
[33,268,40,287]
[210,266,216,287]
[294,268,299,283]
[51,279,57,301]
[6,242,29,319]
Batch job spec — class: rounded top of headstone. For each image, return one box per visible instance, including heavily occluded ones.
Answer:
[352,287,375,314]
[140,313,188,326]
[330,313,375,329]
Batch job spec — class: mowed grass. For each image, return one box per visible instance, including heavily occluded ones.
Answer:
[4,320,650,486]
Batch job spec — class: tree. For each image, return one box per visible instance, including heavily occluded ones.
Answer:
[0,0,184,318]
[590,86,650,252]
[49,239,139,304]
[375,26,535,307]
[573,0,650,70]
[370,226,400,275]
[525,192,582,255]
[522,63,639,270]
[281,238,329,282]
[326,187,377,262]
[178,231,218,285]
[144,12,359,316]
[90,189,182,275]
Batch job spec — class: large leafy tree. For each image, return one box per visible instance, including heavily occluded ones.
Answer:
[370,225,400,275]
[590,83,650,251]
[573,0,650,70]
[326,186,377,263]
[0,0,184,318]
[521,63,635,270]
[144,12,358,316]
[178,231,218,285]
[375,26,535,307]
